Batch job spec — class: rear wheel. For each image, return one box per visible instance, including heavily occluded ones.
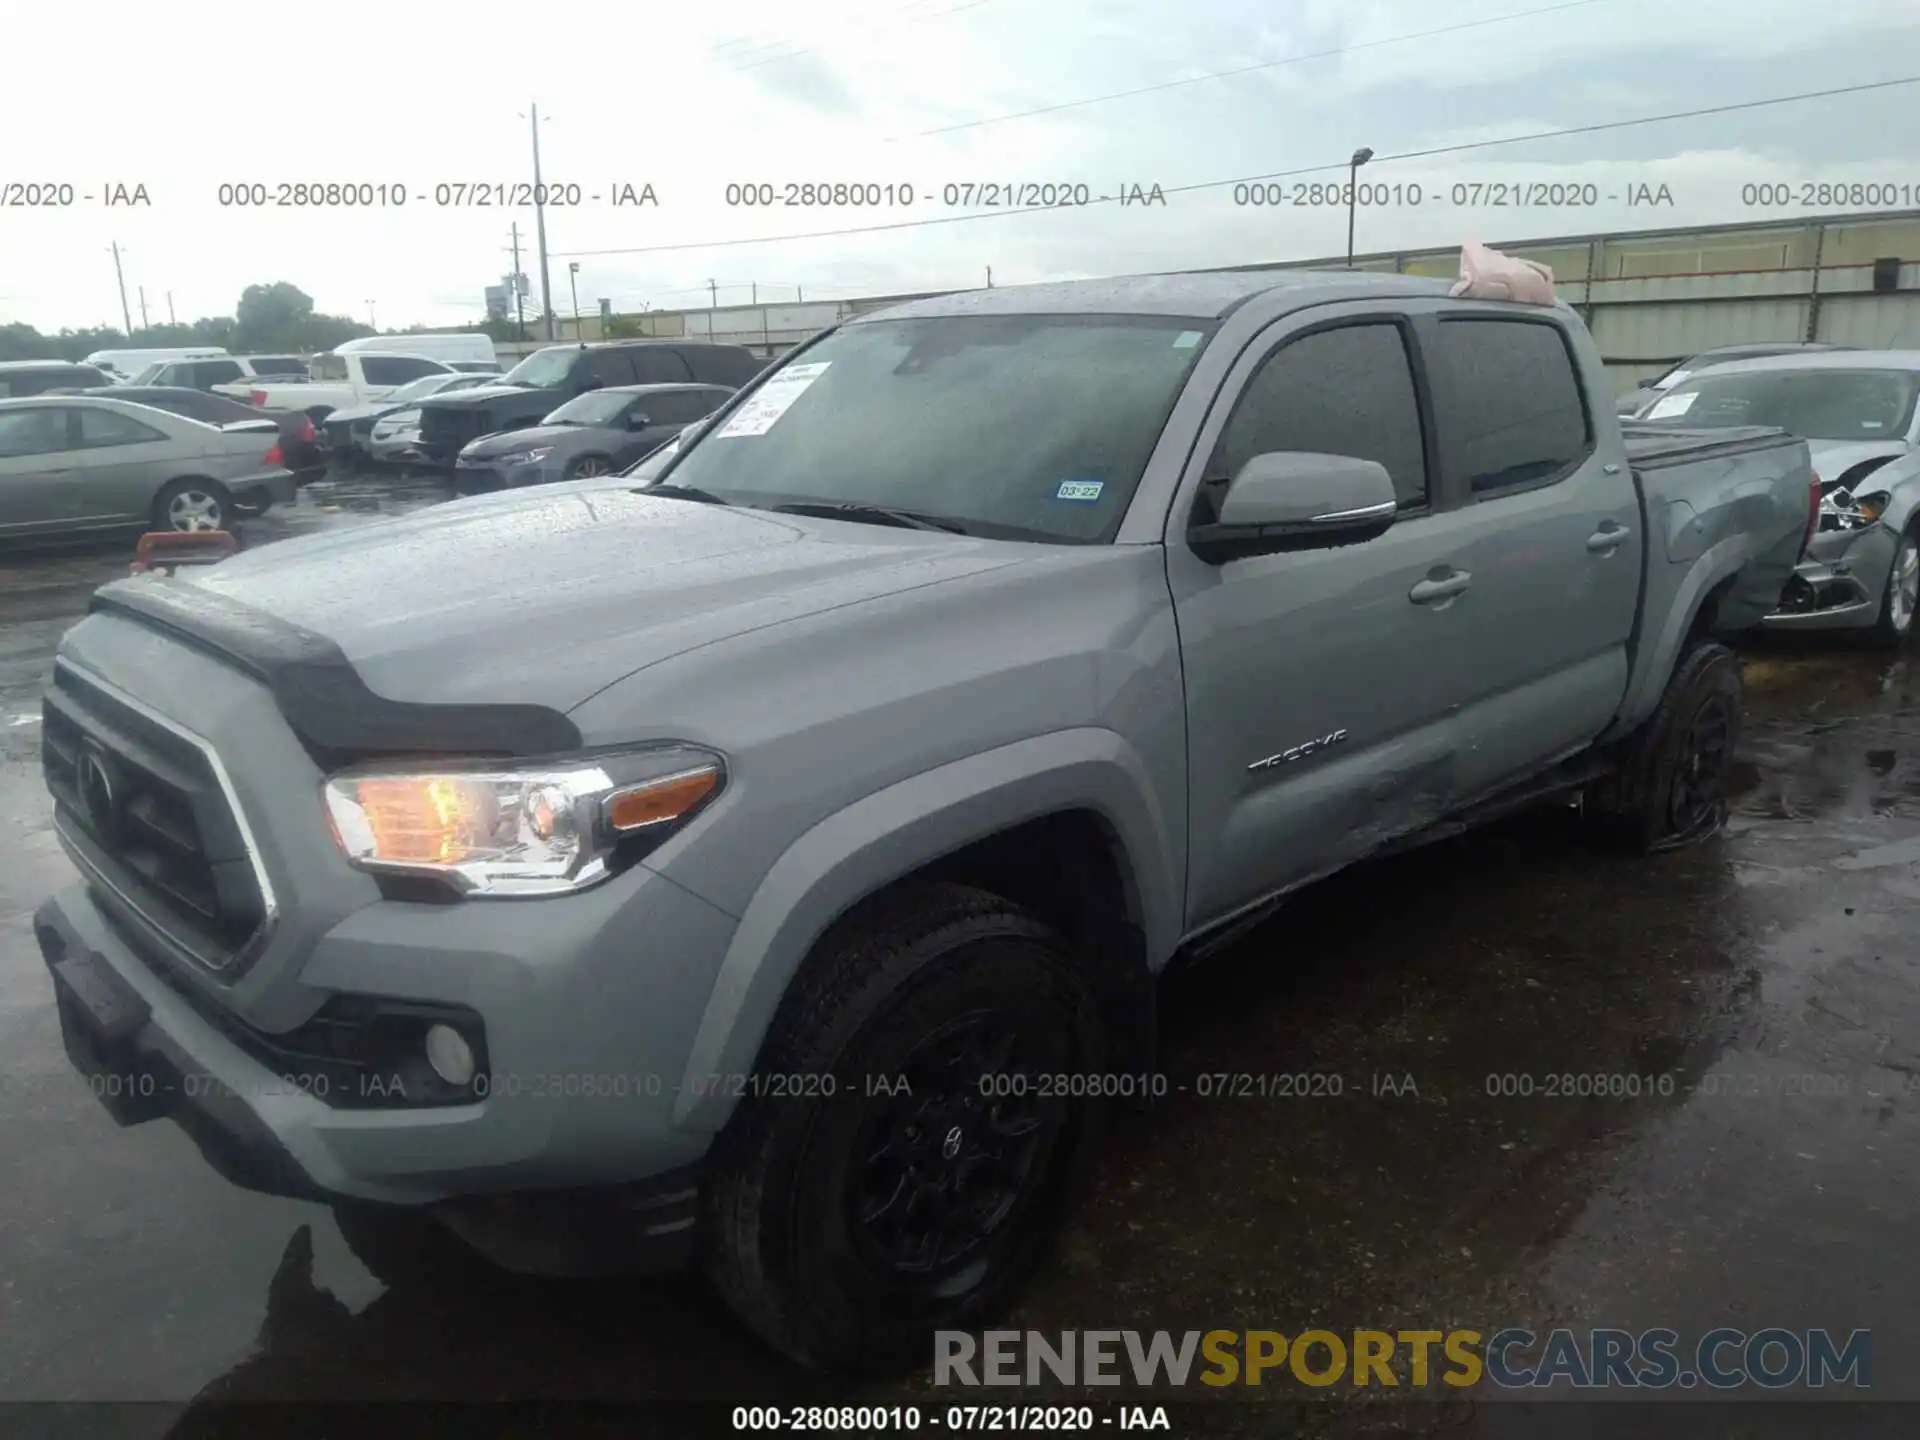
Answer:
[705,882,1108,1374]
[152,479,232,533]
[1583,641,1742,854]
[1870,524,1918,646]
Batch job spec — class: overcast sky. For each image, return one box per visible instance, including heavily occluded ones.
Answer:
[3,0,1916,333]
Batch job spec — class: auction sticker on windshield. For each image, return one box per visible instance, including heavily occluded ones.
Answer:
[716,362,832,437]
[1644,390,1698,419]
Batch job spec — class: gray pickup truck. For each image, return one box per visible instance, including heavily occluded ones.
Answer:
[34,271,1814,1374]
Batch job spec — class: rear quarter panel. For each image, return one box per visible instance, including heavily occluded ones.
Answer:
[1611,434,1810,733]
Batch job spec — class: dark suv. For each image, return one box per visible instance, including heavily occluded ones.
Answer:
[0,361,111,397]
[414,341,762,465]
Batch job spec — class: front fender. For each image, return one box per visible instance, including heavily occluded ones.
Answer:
[668,727,1180,1132]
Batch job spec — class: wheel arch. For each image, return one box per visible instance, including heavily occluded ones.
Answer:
[669,728,1181,1133]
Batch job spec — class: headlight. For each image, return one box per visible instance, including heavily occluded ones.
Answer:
[322,746,724,897]
[501,447,552,466]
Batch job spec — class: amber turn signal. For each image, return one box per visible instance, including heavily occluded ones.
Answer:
[607,768,720,832]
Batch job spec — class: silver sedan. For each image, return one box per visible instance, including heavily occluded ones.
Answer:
[1633,352,1920,643]
[0,396,296,540]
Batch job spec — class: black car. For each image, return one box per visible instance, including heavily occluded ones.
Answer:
[415,341,762,465]
[451,383,734,495]
[0,361,111,397]
[75,385,325,482]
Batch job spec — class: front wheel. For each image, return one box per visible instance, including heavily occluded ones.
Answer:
[1871,524,1918,646]
[152,479,232,533]
[1583,641,1742,854]
[563,454,612,480]
[704,882,1108,1374]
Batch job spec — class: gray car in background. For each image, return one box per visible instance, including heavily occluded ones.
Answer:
[1633,351,1920,639]
[452,383,734,493]
[0,396,296,539]
[1617,341,1852,416]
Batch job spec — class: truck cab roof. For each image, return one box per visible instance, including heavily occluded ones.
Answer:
[859,270,1459,322]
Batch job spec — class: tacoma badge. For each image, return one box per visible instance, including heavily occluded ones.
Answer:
[1248,729,1349,772]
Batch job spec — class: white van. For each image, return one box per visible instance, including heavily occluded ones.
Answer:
[331,333,498,371]
[84,347,230,382]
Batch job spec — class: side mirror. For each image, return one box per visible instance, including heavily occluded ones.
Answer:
[627,411,653,429]
[1190,452,1397,565]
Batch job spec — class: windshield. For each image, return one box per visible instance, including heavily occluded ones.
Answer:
[500,347,579,387]
[1645,367,1920,441]
[659,315,1214,542]
[545,391,635,426]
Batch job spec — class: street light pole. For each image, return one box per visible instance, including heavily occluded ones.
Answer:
[527,103,556,341]
[568,262,581,340]
[1346,147,1374,269]
[109,242,133,336]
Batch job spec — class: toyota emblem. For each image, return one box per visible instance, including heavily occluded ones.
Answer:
[77,743,118,841]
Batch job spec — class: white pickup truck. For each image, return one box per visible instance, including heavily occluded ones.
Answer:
[215,352,459,423]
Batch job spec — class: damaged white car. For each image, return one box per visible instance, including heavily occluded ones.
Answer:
[1635,352,1920,643]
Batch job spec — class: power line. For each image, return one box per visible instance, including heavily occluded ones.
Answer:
[552,73,1920,259]
[711,0,994,75]
[906,0,1627,138]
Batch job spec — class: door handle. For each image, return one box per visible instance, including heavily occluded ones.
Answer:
[1408,569,1472,605]
[1587,522,1630,554]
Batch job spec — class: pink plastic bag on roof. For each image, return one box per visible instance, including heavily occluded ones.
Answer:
[1449,239,1556,304]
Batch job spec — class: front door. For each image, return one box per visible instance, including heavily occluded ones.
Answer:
[0,405,85,535]
[1167,307,1481,930]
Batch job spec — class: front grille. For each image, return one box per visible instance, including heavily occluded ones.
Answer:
[418,405,487,459]
[43,661,271,972]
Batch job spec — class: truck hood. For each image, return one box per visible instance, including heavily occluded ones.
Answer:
[164,483,1034,711]
[423,383,548,409]
[1807,439,1912,486]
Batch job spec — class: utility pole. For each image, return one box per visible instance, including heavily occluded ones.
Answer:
[751,282,757,305]
[986,266,993,288]
[137,286,149,329]
[528,103,556,341]
[708,279,718,309]
[567,262,581,339]
[166,291,176,325]
[508,223,527,341]
[109,242,132,336]
[366,299,377,330]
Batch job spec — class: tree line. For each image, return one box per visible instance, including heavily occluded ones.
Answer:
[0,282,488,363]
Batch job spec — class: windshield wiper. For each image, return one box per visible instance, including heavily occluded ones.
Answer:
[770,501,969,534]
[641,482,732,505]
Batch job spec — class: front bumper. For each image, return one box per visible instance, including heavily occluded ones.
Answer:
[35,882,724,1274]
[1760,525,1896,632]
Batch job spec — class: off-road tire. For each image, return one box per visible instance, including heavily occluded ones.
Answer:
[704,882,1109,1374]
[1583,640,1742,854]
[1870,522,1919,647]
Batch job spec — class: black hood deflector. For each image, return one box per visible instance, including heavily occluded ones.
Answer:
[88,576,583,764]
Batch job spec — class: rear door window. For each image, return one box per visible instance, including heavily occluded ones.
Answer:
[1432,318,1592,496]
[194,360,246,387]
[77,407,168,447]
[628,348,694,384]
[361,356,450,386]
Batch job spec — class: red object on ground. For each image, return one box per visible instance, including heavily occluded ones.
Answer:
[130,530,237,574]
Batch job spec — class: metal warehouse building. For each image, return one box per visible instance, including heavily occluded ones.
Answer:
[510,208,1920,399]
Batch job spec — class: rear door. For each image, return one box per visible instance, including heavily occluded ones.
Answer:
[1168,303,1476,928]
[1423,310,1642,798]
[70,405,180,525]
[0,406,84,533]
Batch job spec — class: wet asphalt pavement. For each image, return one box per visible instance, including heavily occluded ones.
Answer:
[0,470,1915,1435]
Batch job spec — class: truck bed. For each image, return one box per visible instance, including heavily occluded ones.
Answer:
[1620,421,1797,467]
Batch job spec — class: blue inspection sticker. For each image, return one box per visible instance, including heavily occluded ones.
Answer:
[1056,479,1106,502]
